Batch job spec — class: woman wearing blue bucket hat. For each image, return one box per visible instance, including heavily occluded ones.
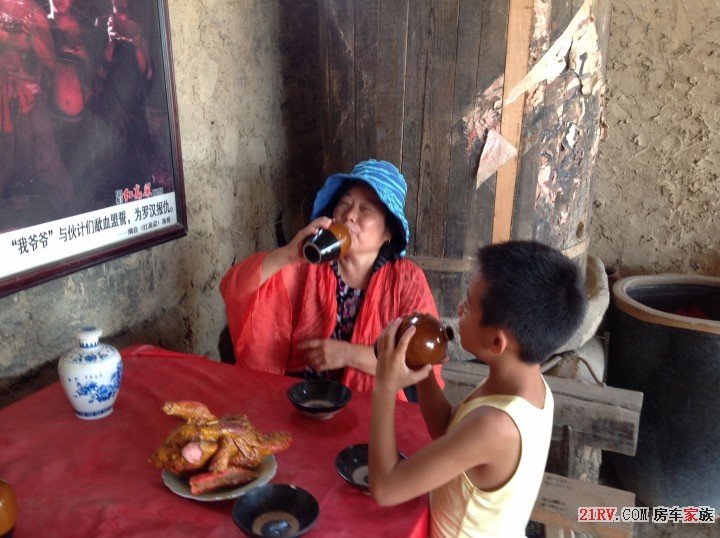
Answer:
[220,159,444,400]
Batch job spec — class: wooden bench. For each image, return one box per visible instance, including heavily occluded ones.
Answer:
[442,361,644,537]
[534,472,636,537]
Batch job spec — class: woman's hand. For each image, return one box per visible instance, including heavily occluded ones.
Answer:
[288,217,334,262]
[260,216,333,284]
[297,338,348,371]
[297,339,379,376]
[375,319,432,394]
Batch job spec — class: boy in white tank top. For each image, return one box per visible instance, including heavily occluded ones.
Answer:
[369,241,588,537]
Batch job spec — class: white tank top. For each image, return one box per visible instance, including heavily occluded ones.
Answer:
[429,378,554,537]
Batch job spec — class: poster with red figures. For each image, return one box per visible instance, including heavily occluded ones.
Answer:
[0,0,186,296]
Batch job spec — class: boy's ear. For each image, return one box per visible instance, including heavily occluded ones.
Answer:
[489,328,509,355]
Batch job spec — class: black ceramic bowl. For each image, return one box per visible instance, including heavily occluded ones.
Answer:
[286,379,352,420]
[232,484,319,538]
[335,443,405,494]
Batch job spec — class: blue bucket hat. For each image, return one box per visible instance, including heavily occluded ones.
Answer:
[311,159,410,256]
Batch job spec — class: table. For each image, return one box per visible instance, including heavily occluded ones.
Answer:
[0,345,431,537]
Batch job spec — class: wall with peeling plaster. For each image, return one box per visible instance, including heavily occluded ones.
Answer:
[0,1,324,402]
[2,0,718,403]
[590,0,720,276]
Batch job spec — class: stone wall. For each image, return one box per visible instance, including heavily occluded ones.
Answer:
[590,0,720,276]
[2,0,717,402]
[0,1,323,400]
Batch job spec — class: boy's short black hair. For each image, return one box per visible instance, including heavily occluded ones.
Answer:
[476,240,587,364]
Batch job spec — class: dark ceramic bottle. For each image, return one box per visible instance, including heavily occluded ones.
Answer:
[303,222,352,264]
[396,313,454,369]
[0,477,16,538]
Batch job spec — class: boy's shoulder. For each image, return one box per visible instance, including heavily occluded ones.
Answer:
[453,392,521,429]
[448,395,522,458]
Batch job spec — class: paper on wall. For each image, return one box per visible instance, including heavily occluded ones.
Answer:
[476,129,518,188]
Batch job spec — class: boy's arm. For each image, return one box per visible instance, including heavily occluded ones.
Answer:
[368,378,402,500]
[416,368,453,439]
[369,320,430,502]
[370,393,517,506]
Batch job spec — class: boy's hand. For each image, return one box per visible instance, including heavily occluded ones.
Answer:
[375,318,432,393]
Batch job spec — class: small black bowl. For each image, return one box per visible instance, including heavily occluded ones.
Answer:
[232,484,319,538]
[286,379,352,420]
[335,443,405,494]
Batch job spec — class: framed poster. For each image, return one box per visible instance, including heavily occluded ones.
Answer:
[0,0,186,298]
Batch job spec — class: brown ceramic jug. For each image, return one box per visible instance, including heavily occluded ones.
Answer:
[0,477,16,538]
[396,313,454,369]
[303,222,352,264]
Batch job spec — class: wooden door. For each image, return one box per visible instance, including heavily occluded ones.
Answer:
[319,0,609,316]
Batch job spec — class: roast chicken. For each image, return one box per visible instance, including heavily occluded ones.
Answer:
[150,401,292,495]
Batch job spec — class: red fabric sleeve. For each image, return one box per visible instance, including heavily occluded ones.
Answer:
[220,252,288,374]
[219,253,337,374]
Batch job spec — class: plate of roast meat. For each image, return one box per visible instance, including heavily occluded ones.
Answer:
[150,401,292,501]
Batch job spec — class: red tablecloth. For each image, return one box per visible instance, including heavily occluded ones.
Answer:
[0,346,431,537]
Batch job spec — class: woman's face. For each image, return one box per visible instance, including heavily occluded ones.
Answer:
[332,184,391,257]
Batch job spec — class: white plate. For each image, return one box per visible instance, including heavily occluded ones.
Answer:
[161,454,277,502]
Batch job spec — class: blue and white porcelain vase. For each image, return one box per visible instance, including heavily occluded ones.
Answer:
[58,326,123,420]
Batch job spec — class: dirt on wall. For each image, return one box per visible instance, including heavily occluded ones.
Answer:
[590,0,720,276]
[0,1,310,398]
[3,0,719,405]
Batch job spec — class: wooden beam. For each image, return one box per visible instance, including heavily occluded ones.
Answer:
[407,256,475,273]
[492,0,534,243]
[442,361,643,456]
[533,472,635,538]
[407,241,590,273]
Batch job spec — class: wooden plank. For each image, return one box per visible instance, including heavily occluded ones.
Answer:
[400,0,431,251]
[408,256,475,273]
[492,0,534,243]
[438,0,505,317]
[532,472,635,538]
[468,0,510,253]
[375,0,409,164]
[318,0,331,174]
[424,272,468,319]
[551,0,575,43]
[511,0,607,254]
[321,0,356,174]
[442,361,643,456]
[354,0,379,161]
[274,1,325,208]
[445,0,484,260]
[409,241,588,274]
[413,0,458,257]
[511,0,573,241]
[534,3,604,252]
[543,527,574,538]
